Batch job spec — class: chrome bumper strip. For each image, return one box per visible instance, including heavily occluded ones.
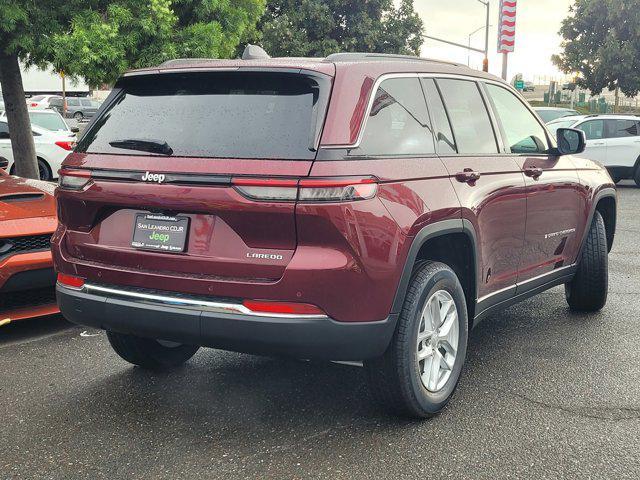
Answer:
[65,283,329,319]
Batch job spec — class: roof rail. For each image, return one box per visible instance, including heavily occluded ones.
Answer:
[158,58,218,68]
[324,52,462,67]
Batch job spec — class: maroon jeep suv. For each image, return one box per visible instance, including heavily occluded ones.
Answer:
[53,51,616,418]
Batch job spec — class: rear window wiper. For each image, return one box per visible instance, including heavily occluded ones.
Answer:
[108,138,173,156]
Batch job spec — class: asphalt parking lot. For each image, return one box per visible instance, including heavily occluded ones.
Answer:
[2,183,639,480]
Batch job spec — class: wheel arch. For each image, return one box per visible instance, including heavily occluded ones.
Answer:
[581,188,616,255]
[391,219,478,323]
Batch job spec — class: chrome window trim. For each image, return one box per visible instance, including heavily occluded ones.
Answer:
[322,71,560,153]
[68,283,329,319]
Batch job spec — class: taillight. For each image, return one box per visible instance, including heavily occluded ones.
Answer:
[57,273,85,289]
[242,299,326,316]
[231,178,298,201]
[299,177,378,202]
[232,176,378,202]
[55,140,76,151]
[30,103,38,107]
[58,169,92,190]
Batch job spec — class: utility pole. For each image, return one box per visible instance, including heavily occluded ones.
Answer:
[480,0,490,72]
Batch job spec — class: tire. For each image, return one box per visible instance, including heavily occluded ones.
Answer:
[37,158,52,181]
[364,261,469,418]
[634,167,640,187]
[565,210,608,312]
[106,331,200,370]
[73,111,83,121]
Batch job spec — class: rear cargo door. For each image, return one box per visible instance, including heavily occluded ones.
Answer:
[59,70,331,283]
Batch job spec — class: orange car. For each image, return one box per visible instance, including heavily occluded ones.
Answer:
[0,169,58,326]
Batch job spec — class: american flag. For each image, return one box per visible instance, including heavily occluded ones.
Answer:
[497,0,517,53]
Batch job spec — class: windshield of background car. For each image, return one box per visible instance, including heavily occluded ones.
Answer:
[29,112,68,131]
[546,119,577,135]
[77,71,331,160]
[537,110,575,123]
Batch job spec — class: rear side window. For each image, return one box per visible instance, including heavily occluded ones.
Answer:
[421,78,456,154]
[353,77,434,156]
[80,99,92,107]
[0,122,9,139]
[485,84,549,154]
[606,119,639,138]
[437,79,498,154]
[67,99,80,107]
[77,72,329,160]
[577,120,604,140]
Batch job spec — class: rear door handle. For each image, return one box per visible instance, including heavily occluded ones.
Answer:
[455,169,481,184]
[593,142,605,146]
[524,166,543,179]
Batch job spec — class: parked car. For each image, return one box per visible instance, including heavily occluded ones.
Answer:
[54,51,616,418]
[49,97,100,121]
[0,110,78,136]
[534,106,580,123]
[0,121,75,181]
[0,170,58,325]
[548,114,640,185]
[26,95,62,110]
[523,81,535,92]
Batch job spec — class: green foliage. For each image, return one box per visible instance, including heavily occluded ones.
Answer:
[258,0,424,57]
[0,0,265,87]
[553,0,640,97]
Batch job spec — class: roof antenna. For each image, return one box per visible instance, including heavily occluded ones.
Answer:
[242,44,271,60]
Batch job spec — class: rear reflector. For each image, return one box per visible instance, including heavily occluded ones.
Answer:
[232,176,378,202]
[58,169,92,190]
[242,299,326,316]
[57,273,85,289]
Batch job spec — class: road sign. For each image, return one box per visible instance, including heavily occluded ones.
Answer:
[515,80,524,90]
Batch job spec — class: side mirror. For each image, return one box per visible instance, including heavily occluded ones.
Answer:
[556,128,586,155]
[71,127,80,133]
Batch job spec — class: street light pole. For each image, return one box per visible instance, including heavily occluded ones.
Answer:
[477,0,490,72]
[467,25,492,67]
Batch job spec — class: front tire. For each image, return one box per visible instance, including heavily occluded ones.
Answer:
[106,331,200,370]
[364,261,468,418]
[565,211,608,311]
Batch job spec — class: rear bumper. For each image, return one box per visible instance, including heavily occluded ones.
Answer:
[56,284,397,361]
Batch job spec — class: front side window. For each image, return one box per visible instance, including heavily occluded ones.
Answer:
[437,79,498,154]
[577,120,605,140]
[353,77,435,156]
[0,122,9,139]
[606,119,639,138]
[67,99,80,107]
[486,84,549,154]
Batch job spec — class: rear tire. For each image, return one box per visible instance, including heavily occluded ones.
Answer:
[74,111,83,121]
[364,261,468,418]
[106,331,199,370]
[634,167,640,187]
[565,211,608,312]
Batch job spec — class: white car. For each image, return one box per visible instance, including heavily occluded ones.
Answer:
[548,114,640,185]
[26,95,62,110]
[0,109,77,135]
[0,120,75,181]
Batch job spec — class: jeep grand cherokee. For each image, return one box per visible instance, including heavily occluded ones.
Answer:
[53,50,616,418]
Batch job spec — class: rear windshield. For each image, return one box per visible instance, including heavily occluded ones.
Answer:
[77,71,330,160]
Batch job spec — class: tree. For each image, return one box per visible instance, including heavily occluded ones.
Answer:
[258,0,424,58]
[552,0,640,107]
[0,0,264,179]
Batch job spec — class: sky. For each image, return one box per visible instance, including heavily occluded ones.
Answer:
[415,0,574,82]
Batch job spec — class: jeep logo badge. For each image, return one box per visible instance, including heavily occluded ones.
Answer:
[141,171,165,183]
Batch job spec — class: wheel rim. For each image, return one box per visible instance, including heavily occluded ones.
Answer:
[416,290,459,393]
